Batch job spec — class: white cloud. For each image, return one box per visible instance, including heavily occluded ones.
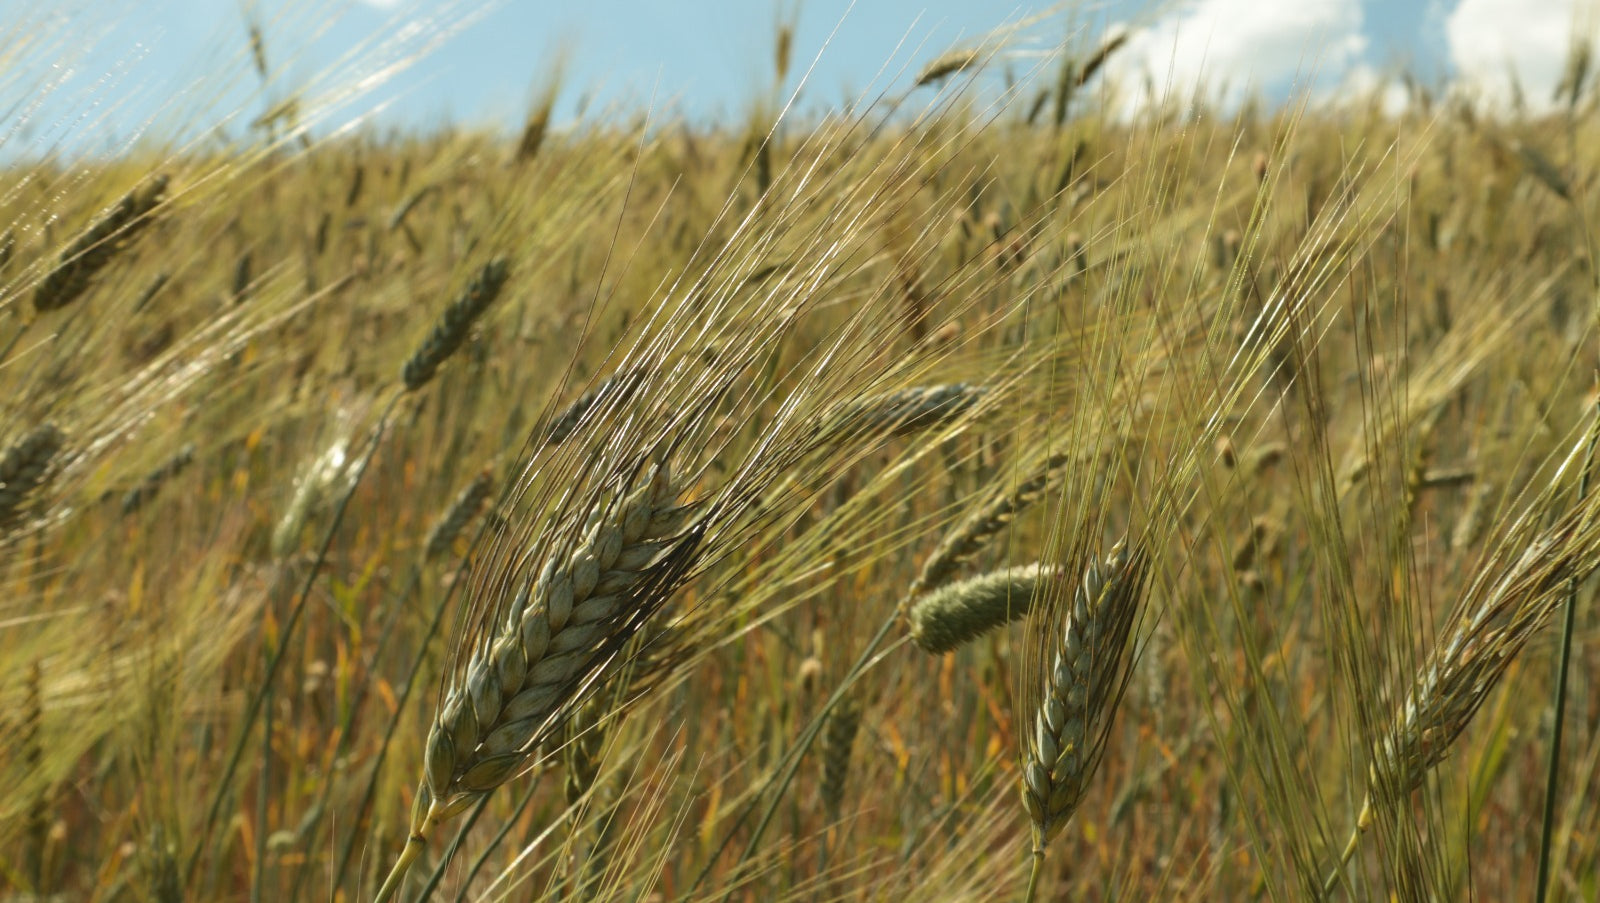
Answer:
[1337,64,1413,116]
[1108,0,1367,111]
[1446,0,1596,108]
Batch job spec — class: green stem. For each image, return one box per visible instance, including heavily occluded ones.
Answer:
[689,614,904,898]
[1321,796,1371,899]
[186,392,402,888]
[1535,395,1600,902]
[1022,842,1045,903]
[372,832,426,903]
[416,794,492,900]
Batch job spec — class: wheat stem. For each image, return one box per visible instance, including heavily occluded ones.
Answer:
[692,615,906,898]
[1321,796,1372,898]
[186,394,400,887]
[372,824,428,903]
[1536,397,1599,903]
[1022,832,1046,903]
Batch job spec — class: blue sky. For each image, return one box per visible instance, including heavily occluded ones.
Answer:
[6,0,1597,156]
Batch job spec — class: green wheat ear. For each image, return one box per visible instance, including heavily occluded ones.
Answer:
[909,564,1049,654]
[1020,541,1150,903]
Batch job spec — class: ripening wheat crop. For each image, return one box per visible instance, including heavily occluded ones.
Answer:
[4,5,1600,903]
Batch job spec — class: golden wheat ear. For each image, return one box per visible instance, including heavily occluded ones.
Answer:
[1324,487,1600,896]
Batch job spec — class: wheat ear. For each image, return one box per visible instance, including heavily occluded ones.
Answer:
[1323,493,1600,896]
[915,48,984,87]
[545,368,648,447]
[909,564,1050,654]
[909,452,1071,601]
[819,383,988,444]
[33,175,168,313]
[424,469,496,561]
[0,425,65,534]
[120,443,197,516]
[401,258,510,391]
[22,661,47,890]
[1020,541,1149,903]
[819,690,863,820]
[375,456,697,902]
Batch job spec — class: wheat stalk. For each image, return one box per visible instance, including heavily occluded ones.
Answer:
[1020,540,1149,903]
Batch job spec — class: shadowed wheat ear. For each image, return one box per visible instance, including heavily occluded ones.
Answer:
[120,443,196,516]
[1322,487,1600,896]
[545,368,648,447]
[0,424,65,535]
[401,258,510,391]
[907,451,1072,603]
[33,174,168,314]
[909,564,1051,654]
[424,469,496,562]
[1020,539,1150,903]
[374,452,701,902]
[819,689,863,821]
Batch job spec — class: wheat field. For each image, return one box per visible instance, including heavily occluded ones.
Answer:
[3,6,1600,902]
